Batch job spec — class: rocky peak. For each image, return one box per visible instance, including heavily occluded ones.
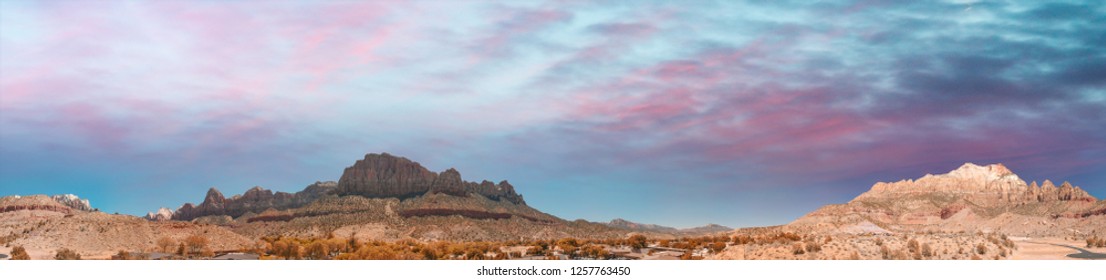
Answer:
[942,163,1018,182]
[336,153,527,204]
[241,186,274,201]
[51,194,93,212]
[204,188,226,206]
[145,207,174,221]
[1041,180,1057,191]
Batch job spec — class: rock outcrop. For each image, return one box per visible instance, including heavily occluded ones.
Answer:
[0,194,94,214]
[336,153,525,204]
[857,163,1094,205]
[788,163,1102,235]
[50,194,94,212]
[1,195,81,214]
[145,207,174,221]
[173,181,337,221]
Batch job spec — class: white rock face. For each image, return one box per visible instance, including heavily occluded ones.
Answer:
[856,163,1093,205]
[51,194,93,211]
[145,207,174,221]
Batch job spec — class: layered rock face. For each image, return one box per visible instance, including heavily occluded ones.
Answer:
[1,195,89,214]
[789,163,1102,235]
[857,163,1094,205]
[50,194,94,212]
[336,153,525,204]
[173,181,337,221]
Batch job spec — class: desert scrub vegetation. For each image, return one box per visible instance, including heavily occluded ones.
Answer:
[111,250,149,260]
[157,236,176,253]
[54,248,81,260]
[10,245,31,260]
[725,231,1019,260]
[184,234,214,257]
[791,243,805,255]
[921,243,934,258]
[1088,236,1105,248]
[243,233,733,260]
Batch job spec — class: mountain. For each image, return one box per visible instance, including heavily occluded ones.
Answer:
[605,218,732,235]
[154,153,629,241]
[787,163,1105,235]
[171,181,337,221]
[337,153,524,204]
[680,223,734,235]
[606,218,680,233]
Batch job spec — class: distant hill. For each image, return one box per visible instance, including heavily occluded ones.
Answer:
[605,218,732,235]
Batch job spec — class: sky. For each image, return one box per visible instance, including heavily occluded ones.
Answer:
[1,0,1104,228]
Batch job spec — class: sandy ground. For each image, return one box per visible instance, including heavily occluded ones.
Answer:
[1011,237,1106,260]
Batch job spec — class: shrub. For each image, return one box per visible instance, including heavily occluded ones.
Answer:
[892,249,910,260]
[526,246,545,256]
[976,243,987,255]
[805,242,821,253]
[791,243,805,255]
[157,237,176,253]
[184,234,210,256]
[709,242,727,253]
[848,251,860,260]
[11,246,30,260]
[907,239,919,252]
[305,241,330,260]
[111,250,147,260]
[921,243,934,258]
[55,248,81,260]
[273,239,304,260]
[627,235,648,250]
